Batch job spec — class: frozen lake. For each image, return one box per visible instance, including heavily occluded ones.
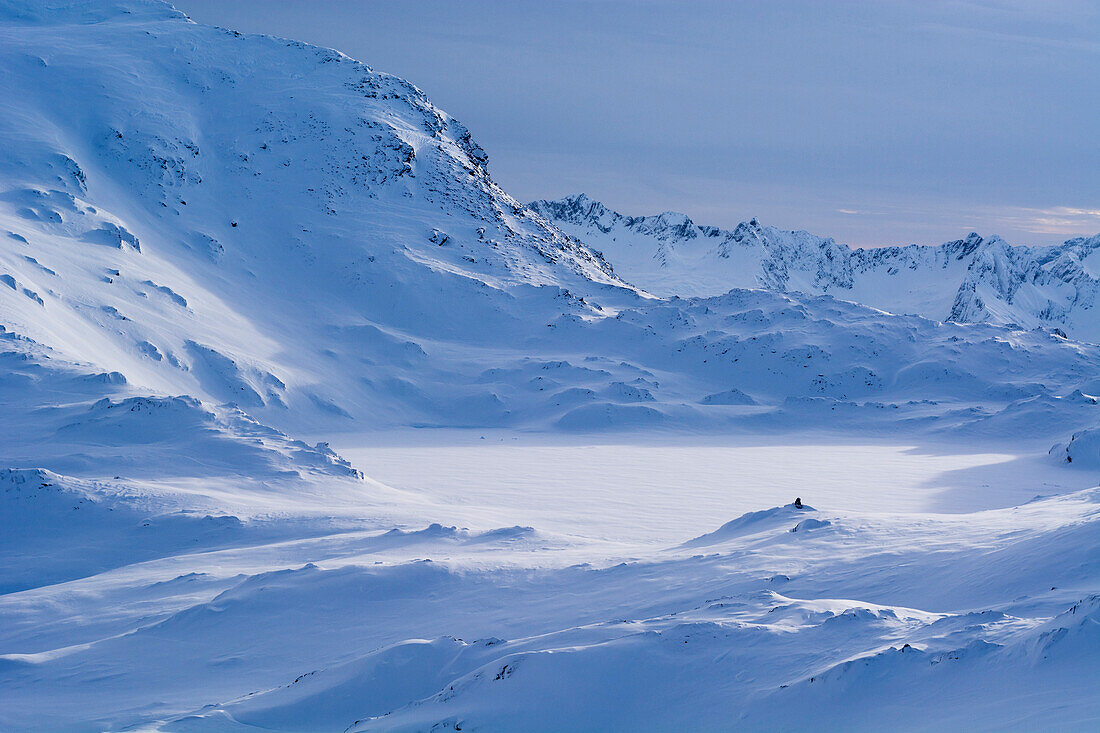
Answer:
[336,434,1087,544]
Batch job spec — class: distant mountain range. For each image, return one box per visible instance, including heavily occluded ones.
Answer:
[531,193,1100,340]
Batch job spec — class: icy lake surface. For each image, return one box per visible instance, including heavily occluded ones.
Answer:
[338,434,1085,543]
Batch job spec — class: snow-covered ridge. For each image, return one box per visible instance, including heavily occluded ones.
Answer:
[0,0,631,435]
[531,193,1100,339]
[1,3,1099,731]
[2,0,1100,443]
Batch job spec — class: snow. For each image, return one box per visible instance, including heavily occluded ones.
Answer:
[1053,428,1100,468]
[334,434,1090,542]
[0,1,1098,731]
[5,467,1094,731]
[533,194,1100,340]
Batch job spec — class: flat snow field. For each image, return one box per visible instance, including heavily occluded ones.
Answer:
[334,432,1086,544]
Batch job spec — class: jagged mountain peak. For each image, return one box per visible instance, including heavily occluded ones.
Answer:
[534,193,1100,339]
[940,231,1006,259]
[533,195,814,255]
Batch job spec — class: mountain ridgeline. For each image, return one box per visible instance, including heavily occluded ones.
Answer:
[531,194,1100,340]
[0,0,1099,448]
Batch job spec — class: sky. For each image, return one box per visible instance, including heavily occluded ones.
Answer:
[173,0,1100,247]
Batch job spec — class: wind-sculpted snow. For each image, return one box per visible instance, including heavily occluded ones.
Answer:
[2,487,1093,731]
[1051,426,1100,468]
[533,193,1100,340]
[2,1,1100,442]
[1,327,362,481]
[680,501,816,547]
[1,2,1099,731]
[0,0,625,436]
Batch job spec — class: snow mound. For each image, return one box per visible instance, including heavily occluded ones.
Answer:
[790,517,831,533]
[167,636,504,732]
[556,402,666,431]
[0,467,252,592]
[1021,595,1100,662]
[0,330,363,484]
[52,394,363,480]
[682,501,814,547]
[1051,428,1100,467]
[699,387,757,405]
[745,595,1100,731]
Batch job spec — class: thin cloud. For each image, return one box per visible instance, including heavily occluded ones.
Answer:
[989,206,1100,236]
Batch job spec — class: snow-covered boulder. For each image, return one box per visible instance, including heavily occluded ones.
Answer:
[1052,428,1100,467]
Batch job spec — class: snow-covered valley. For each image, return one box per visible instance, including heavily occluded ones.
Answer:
[1,1,1098,730]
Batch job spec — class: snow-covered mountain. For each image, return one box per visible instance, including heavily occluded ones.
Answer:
[0,0,641,434]
[3,0,1098,443]
[531,193,1100,339]
[1,3,1099,732]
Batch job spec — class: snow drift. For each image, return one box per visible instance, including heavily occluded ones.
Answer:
[1,2,1098,731]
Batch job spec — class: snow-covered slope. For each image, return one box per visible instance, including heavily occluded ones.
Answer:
[1,2,1099,731]
[2,469,1097,732]
[0,0,632,436]
[532,193,1100,339]
[4,0,1100,447]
